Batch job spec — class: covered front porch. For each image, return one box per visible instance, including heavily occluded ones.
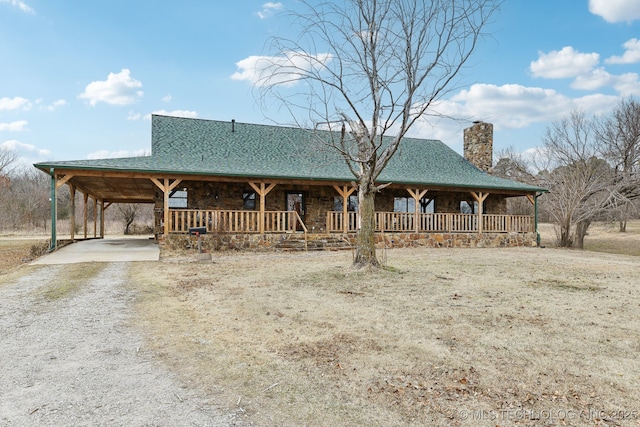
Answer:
[167,208,535,235]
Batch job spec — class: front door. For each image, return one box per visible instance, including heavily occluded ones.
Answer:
[286,192,304,231]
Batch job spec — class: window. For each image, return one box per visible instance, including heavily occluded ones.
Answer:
[169,189,187,208]
[243,191,256,210]
[394,197,415,213]
[394,196,434,213]
[460,200,478,214]
[419,197,435,213]
[334,194,358,211]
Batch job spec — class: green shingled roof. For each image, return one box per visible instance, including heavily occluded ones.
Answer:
[35,115,543,193]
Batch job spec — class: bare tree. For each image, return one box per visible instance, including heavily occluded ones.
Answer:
[0,146,17,177]
[117,204,138,235]
[260,0,501,268]
[7,167,51,231]
[493,147,538,215]
[541,110,614,249]
[593,97,640,231]
[0,148,16,231]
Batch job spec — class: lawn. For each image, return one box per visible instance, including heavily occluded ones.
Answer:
[2,224,639,426]
[130,243,640,426]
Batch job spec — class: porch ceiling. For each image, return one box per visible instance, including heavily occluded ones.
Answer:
[67,174,156,204]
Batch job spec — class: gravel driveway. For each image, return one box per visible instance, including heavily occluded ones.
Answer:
[0,262,240,427]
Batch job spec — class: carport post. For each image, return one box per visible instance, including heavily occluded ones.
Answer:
[535,192,542,246]
[49,168,57,250]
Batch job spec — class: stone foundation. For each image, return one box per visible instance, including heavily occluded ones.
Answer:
[160,231,537,252]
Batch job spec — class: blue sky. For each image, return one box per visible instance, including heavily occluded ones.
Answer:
[1,0,640,170]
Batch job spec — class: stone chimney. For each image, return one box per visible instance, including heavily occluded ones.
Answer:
[463,121,493,173]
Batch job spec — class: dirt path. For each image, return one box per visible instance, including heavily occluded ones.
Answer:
[0,262,240,427]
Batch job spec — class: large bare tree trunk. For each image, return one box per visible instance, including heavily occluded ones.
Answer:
[574,220,591,250]
[118,204,138,235]
[354,186,379,268]
[559,223,573,248]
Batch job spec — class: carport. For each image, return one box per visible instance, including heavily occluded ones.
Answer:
[33,165,160,250]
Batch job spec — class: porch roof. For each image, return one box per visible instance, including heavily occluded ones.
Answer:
[34,115,544,202]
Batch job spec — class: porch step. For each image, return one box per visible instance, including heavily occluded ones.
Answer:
[275,235,353,251]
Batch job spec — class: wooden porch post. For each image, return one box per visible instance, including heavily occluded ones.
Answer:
[93,198,98,238]
[83,193,88,239]
[249,182,276,234]
[99,200,104,238]
[151,178,183,235]
[407,189,428,233]
[101,202,111,238]
[333,185,356,233]
[69,185,75,241]
[470,191,489,233]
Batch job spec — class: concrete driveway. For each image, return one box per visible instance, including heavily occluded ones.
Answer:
[31,237,160,265]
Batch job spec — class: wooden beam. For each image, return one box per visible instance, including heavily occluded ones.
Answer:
[55,174,73,190]
[100,200,105,238]
[150,177,164,191]
[150,178,183,235]
[407,188,429,233]
[83,193,88,239]
[406,188,428,201]
[526,194,535,205]
[93,197,98,238]
[333,185,356,233]
[248,182,277,234]
[470,191,489,233]
[69,185,75,241]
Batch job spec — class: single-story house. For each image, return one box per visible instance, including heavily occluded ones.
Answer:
[34,115,545,250]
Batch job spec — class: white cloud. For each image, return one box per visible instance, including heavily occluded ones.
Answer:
[1,139,51,170]
[571,68,614,90]
[0,120,28,132]
[37,99,68,111]
[572,93,622,116]
[143,110,198,120]
[443,84,574,129]
[1,139,49,156]
[404,83,621,152]
[424,83,620,132]
[257,2,283,19]
[0,96,31,111]
[530,47,600,79]
[86,149,149,160]
[589,0,640,23]
[1,139,51,171]
[162,94,172,103]
[127,111,142,121]
[606,38,640,64]
[231,52,333,87]
[613,72,640,97]
[79,69,143,106]
[0,0,34,14]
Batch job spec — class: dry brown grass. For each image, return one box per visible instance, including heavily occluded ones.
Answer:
[0,238,48,276]
[130,245,640,427]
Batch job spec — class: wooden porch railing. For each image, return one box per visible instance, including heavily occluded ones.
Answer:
[326,211,534,233]
[168,209,533,235]
[169,209,308,235]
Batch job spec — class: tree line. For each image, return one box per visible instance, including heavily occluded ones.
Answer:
[0,155,151,235]
[0,153,52,233]
[494,97,640,249]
